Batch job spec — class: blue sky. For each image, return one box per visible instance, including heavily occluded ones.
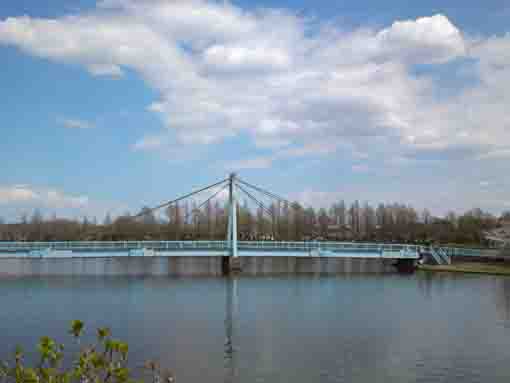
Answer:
[1,0,510,221]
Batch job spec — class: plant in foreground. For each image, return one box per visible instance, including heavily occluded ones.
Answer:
[0,321,174,383]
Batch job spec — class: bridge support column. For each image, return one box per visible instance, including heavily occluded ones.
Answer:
[229,257,242,273]
[227,173,241,273]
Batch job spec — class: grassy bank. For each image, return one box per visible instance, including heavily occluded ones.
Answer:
[419,262,510,276]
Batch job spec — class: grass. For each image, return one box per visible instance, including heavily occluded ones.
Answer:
[419,262,510,276]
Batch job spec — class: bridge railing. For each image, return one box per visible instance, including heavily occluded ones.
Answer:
[0,241,229,252]
[0,240,486,258]
[439,247,484,257]
[0,240,421,252]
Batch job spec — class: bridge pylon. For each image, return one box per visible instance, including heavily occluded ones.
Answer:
[132,172,294,272]
[227,173,240,262]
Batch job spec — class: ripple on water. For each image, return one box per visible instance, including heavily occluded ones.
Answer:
[1,274,510,382]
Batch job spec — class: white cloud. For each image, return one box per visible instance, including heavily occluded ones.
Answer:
[0,185,131,221]
[376,14,466,64]
[203,44,290,72]
[58,118,94,129]
[0,186,39,203]
[224,157,274,171]
[290,190,338,209]
[0,185,88,208]
[44,190,89,209]
[0,2,509,167]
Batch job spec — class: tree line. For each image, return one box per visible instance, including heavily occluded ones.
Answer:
[0,200,509,246]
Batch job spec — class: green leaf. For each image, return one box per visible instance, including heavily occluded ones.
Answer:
[22,368,39,383]
[90,353,106,370]
[1,321,169,383]
[117,343,129,360]
[39,367,57,381]
[15,346,24,361]
[69,320,84,338]
[113,367,129,383]
[104,339,114,354]
[58,372,71,383]
[97,328,111,341]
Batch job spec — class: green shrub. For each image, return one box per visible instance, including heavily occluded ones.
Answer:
[0,321,174,383]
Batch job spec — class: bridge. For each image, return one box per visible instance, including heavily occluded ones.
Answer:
[0,174,491,276]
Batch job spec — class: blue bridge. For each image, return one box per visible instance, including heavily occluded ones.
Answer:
[0,174,493,276]
[0,240,484,261]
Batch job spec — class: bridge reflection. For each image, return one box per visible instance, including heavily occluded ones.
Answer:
[224,277,239,383]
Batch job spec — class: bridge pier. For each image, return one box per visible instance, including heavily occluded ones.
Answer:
[394,259,416,273]
[228,257,242,274]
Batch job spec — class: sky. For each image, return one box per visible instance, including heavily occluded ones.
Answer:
[1,0,510,221]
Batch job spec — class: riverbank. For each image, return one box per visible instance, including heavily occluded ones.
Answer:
[419,262,510,276]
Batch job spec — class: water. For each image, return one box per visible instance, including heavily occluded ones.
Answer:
[2,273,510,382]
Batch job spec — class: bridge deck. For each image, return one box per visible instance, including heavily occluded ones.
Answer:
[0,241,485,259]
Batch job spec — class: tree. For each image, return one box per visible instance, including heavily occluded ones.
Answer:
[362,203,376,239]
[304,207,316,237]
[376,204,385,230]
[20,213,28,226]
[238,199,253,238]
[104,213,113,226]
[214,201,223,240]
[446,211,457,228]
[291,202,304,240]
[174,202,182,240]
[349,201,360,237]
[0,193,499,245]
[0,216,4,241]
[336,200,346,226]
[280,201,290,240]
[256,205,264,237]
[140,207,156,226]
[421,209,431,225]
[205,199,213,238]
[30,209,44,241]
[0,320,173,383]
[318,208,329,237]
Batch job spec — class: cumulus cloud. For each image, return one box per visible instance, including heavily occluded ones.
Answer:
[0,1,509,165]
[203,44,291,73]
[376,14,466,64]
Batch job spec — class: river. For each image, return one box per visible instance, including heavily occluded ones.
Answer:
[1,273,510,382]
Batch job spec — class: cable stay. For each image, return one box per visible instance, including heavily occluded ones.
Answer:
[82,174,303,243]
[181,182,229,224]
[133,177,229,219]
[235,181,277,238]
[235,182,274,218]
[236,178,292,206]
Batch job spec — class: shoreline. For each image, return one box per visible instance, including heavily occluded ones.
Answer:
[418,262,510,276]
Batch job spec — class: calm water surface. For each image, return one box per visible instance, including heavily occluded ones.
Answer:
[2,273,510,382]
